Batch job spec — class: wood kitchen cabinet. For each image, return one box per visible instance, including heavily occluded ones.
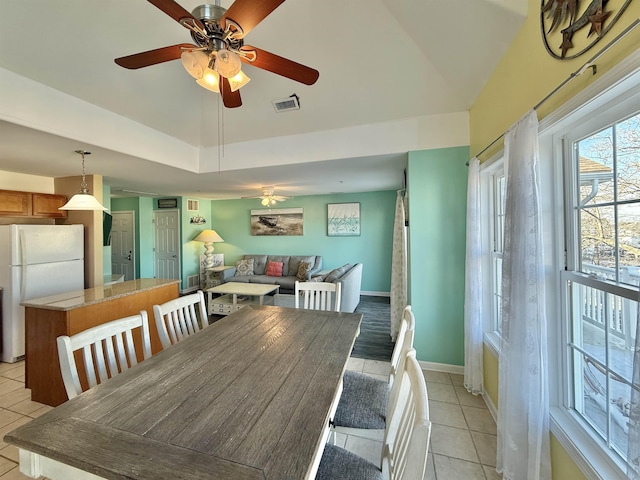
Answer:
[0,190,67,218]
[31,193,68,218]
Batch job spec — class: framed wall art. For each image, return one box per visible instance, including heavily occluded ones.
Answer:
[327,202,360,236]
[250,208,303,236]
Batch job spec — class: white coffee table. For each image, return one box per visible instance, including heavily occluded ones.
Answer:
[206,282,280,315]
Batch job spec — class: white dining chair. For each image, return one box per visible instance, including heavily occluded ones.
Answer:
[153,290,208,350]
[331,305,415,440]
[317,349,431,480]
[295,281,342,312]
[57,311,151,400]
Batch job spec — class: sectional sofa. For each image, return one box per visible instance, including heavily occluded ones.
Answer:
[221,254,363,313]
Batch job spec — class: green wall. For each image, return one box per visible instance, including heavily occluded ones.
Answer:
[210,191,397,293]
[111,190,396,293]
[407,146,468,365]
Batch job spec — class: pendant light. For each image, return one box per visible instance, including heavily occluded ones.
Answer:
[59,150,107,211]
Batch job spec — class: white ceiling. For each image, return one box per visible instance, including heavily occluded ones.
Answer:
[0,0,526,200]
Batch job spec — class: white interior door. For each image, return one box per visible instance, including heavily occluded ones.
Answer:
[111,211,136,281]
[154,209,180,280]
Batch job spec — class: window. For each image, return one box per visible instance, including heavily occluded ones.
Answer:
[480,160,506,348]
[562,109,640,471]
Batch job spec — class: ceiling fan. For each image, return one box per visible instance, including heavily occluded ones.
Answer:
[242,187,292,206]
[114,0,319,108]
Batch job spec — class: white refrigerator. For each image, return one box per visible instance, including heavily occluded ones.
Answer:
[0,224,84,363]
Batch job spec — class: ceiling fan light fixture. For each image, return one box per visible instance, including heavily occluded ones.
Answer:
[181,50,209,79]
[214,49,242,78]
[228,70,251,92]
[261,197,270,206]
[196,68,220,92]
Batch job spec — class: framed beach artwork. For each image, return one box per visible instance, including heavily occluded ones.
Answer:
[250,208,304,236]
[327,202,360,236]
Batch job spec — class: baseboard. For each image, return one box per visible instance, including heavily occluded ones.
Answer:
[180,286,199,295]
[418,361,464,375]
[482,388,498,422]
[360,291,390,297]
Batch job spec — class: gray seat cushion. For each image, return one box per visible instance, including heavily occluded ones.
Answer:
[333,371,389,429]
[316,444,382,480]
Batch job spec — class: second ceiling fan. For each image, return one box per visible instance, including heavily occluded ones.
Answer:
[115,0,319,108]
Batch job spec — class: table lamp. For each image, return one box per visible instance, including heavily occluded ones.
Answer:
[194,229,224,268]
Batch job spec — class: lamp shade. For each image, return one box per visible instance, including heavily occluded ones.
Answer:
[181,51,209,79]
[214,50,242,78]
[194,229,224,243]
[228,70,251,92]
[59,193,108,211]
[196,68,220,92]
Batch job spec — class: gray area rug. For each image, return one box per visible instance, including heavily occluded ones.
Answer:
[351,296,395,362]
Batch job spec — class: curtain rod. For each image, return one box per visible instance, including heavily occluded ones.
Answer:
[468,17,640,165]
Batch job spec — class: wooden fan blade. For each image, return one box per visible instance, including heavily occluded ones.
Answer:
[240,46,319,85]
[220,77,242,108]
[220,0,285,37]
[147,0,206,31]
[115,43,196,69]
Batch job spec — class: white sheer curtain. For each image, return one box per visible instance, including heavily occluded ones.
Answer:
[464,157,483,395]
[628,289,640,478]
[390,190,407,340]
[496,110,551,480]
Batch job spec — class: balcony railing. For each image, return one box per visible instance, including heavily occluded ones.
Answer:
[581,264,639,349]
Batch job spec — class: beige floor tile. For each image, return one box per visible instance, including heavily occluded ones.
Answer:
[346,357,365,372]
[422,370,452,384]
[0,366,24,382]
[27,405,53,419]
[0,456,16,477]
[471,431,497,467]
[426,383,458,404]
[0,390,30,411]
[0,466,34,479]
[483,464,502,480]
[0,445,18,463]
[429,400,467,429]
[0,383,23,399]
[343,435,382,467]
[449,373,464,386]
[423,452,436,480]
[430,424,479,463]
[433,454,486,480]
[9,398,49,416]
[362,360,390,377]
[0,411,23,431]
[455,385,488,408]
[462,406,497,435]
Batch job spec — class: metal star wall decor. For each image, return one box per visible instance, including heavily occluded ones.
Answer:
[541,0,632,60]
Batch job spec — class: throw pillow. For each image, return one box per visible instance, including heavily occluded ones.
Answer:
[266,261,283,277]
[325,264,352,283]
[297,261,312,280]
[235,258,254,276]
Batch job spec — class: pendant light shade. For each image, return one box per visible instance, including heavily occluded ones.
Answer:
[61,193,108,211]
[59,150,107,211]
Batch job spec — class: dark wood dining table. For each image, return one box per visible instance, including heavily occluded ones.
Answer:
[5,304,362,480]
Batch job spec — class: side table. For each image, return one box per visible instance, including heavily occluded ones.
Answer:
[203,265,234,290]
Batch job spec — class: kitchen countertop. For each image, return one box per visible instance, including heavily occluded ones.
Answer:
[20,278,180,311]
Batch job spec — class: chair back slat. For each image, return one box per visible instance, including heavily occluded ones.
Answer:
[382,349,431,480]
[389,306,416,386]
[57,311,152,400]
[153,291,208,350]
[294,281,342,312]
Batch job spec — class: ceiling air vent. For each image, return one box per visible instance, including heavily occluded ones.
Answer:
[272,94,300,113]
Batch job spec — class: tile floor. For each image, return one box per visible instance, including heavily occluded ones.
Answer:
[0,358,499,480]
[342,356,500,480]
